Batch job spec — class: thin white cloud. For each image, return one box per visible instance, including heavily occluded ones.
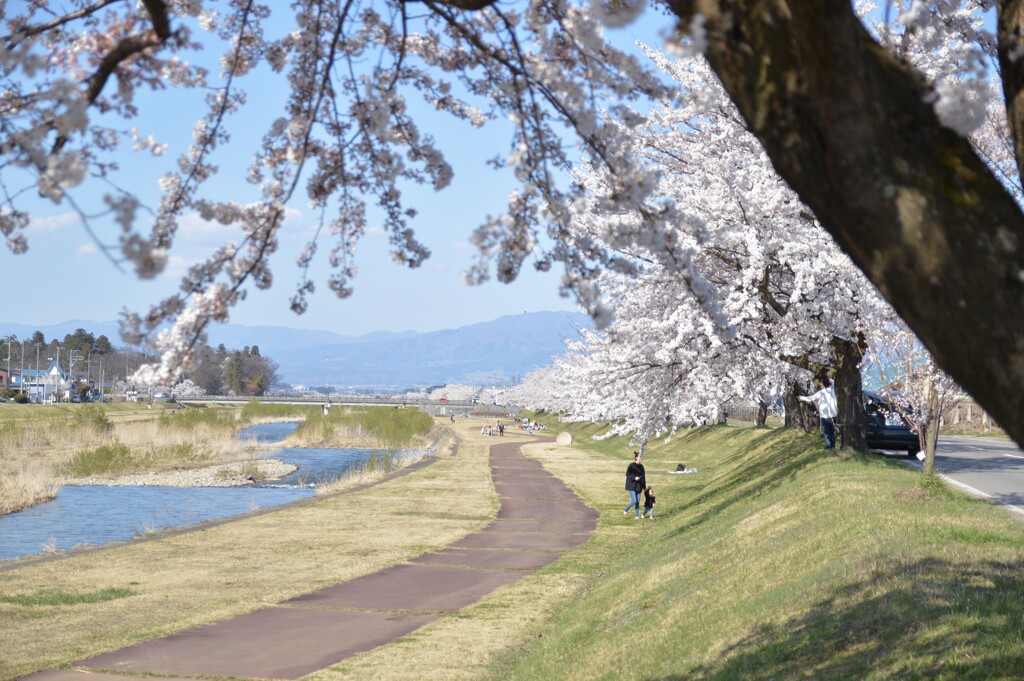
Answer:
[160,254,194,280]
[29,212,78,232]
[75,243,98,258]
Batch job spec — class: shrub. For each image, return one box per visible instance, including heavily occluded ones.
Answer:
[158,407,237,431]
[75,405,113,433]
[62,441,133,477]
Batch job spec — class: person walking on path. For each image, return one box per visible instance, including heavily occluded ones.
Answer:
[641,486,656,519]
[799,375,839,450]
[623,451,646,519]
[498,421,505,436]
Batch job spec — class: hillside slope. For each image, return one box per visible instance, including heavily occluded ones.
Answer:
[486,423,1024,679]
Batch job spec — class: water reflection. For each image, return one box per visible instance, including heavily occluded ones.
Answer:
[0,420,397,562]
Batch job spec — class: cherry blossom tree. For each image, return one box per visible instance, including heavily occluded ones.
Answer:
[864,317,961,474]
[499,366,570,412]
[428,383,478,401]
[3,1,1024,451]
[170,377,206,397]
[0,0,667,385]
[670,0,1024,449]
[557,52,895,448]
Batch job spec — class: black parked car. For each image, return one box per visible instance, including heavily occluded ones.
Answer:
[864,391,920,457]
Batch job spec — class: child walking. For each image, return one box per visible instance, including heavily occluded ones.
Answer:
[641,486,656,519]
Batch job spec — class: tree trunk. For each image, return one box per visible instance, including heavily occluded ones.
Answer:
[923,383,941,476]
[668,0,1024,453]
[784,384,815,432]
[832,337,867,452]
[756,399,768,427]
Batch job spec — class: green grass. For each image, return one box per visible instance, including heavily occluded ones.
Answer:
[292,406,434,448]
[240,400,320,420]
[0,402,169,423]
[0,587,136,607]
[61,441,201,477]
[73,405,113,433]
[485,417,1024,680]
[158,406,239,431]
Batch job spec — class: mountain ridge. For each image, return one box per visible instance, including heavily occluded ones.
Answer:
[0,311,590,387]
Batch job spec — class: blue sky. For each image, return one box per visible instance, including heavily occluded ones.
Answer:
[1,5,667,337]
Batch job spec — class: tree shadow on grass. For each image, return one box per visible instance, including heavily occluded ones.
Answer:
[668,428,824,536]
[648,556,1024,680]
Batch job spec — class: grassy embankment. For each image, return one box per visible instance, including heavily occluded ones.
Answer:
[470,419,1024,680]
[3,416,1023,679]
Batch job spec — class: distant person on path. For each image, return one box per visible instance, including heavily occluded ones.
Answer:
[498,421,504,437]
[623,451,646,519]
[641,486,656,519]
[799,376,838,450]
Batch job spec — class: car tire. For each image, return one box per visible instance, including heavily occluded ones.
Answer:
[906,447,918,459]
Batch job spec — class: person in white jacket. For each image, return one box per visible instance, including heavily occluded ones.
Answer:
[799,376,838,450]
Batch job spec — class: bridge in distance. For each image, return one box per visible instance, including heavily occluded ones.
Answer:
[176,395,506,417]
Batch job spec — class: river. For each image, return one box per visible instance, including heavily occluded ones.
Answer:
[0,422,398,562]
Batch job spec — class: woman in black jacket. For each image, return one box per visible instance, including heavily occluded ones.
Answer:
[623,451,646,519]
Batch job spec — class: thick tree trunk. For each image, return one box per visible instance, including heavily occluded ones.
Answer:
[832,337,867,452]
[668,0,1024,452]
[784,384,816,433]
[755,399,768,427]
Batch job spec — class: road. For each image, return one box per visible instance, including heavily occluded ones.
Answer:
[882,435,1024,517]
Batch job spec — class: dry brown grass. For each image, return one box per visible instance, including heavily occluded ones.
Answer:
[0,462,61,515]
[0,409,260,514]
[314,425,458,495]
[0,418,515,680]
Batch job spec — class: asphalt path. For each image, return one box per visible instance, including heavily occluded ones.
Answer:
[880,435,1024,518]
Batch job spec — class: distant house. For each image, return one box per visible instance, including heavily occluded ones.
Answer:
[22,361,69,403]
[0,364,20,390]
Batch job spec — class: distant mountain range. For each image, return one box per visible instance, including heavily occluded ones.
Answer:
[0,311,592,388]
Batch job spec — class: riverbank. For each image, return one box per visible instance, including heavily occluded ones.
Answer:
[0,403,264,514]
[0,416,482,680]
[59,458,298,488]
[6,415,1024,679]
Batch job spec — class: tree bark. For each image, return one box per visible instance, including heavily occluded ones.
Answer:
[832,337,867,452]
[755,398,768,427]
[783,383,815,433]
[668,0,1024,452]
[923,382,940,476]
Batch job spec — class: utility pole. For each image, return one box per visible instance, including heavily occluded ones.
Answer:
[68,349,83,400]
[34,343,40,402]
[20,340,25,394]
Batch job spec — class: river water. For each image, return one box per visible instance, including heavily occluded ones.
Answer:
[0,421,395,562]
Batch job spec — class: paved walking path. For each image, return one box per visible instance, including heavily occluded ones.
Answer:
[23,437,597,681]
